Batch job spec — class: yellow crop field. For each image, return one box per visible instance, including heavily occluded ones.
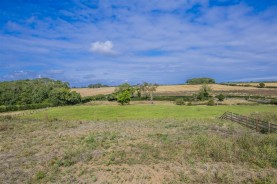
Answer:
[72,84,277,97]
[235,82,277,87]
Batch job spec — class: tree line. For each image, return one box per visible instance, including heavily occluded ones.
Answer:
[0,78,81,107]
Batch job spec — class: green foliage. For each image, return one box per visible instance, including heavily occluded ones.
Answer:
[259,82,266,88]
[216,94,225,101]
[107,94,117,101]
[49,88,81,106]
[117,90,131,105]
[175,98,185,105]
[0,78,70,106]
[35,171,46,180]
[115,83,135,96]
[270,99,277,105]
[0,103,53,113]
[207,98,215,106]
[0,78,81,111]
[197,84,212,101]
[88,83,108,88]
[186,77,215,85]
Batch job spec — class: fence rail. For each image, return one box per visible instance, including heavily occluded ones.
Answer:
[220,112,277,133]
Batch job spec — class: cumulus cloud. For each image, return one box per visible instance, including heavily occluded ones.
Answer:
[89,41,117,55]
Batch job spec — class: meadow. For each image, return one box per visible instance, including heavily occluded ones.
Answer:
[1,104,277,183]
[23,104,277,121]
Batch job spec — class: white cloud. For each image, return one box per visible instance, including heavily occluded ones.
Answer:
[89,41,117,55]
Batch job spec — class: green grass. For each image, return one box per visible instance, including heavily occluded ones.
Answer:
[23,104,277,121]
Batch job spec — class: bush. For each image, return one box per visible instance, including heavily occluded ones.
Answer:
[81,96,94,103]
[258,82,266,88]
[117,90,131,105]
[175,98,185,105]
[270,99,277,105]
[197,84,212,101]
[207,99,215,106]
[107,94,117,101]
[216,94,225,101]
[187,102,192,106]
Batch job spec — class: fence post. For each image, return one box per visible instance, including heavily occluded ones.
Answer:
[268,122,271,133]
[256,120,258,132]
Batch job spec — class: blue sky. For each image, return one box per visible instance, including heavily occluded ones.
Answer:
[1,0,277,86]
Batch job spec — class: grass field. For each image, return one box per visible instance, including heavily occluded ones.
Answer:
[23,104,277,121]
[73,84,277,97]
[1,104,277,183]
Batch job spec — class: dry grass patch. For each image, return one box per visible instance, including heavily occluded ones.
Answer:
[1,117,277,183]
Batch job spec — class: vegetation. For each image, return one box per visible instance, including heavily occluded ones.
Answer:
[207,98,215,106]
[175,98,185,105]
[197,84,212,101]
[88,83,109,88]
[23,105,277,121]
[1,77,277,183]
[259,82,266,88]
[186,77,215,85]
[0,78,81,108]
[216,94,225,101]
[139,82,158,102]
[117,90,131,105]
[1,108,277,183]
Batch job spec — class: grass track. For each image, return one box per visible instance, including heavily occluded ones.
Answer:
[23,104,277,121]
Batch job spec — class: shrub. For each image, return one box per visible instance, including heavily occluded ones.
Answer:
[187,102,192,106]
[81,96,94,103]
[270,99,277,105]
[117,90,131,105]
[216,94,225,101]
[107,94,117,101]
[197,84,212,101]
[258,82,266,88]
[175,98,185,105]
[207,99,215,106]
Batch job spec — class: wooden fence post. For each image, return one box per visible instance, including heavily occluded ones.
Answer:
[256,120,258,132]
[268,122,271,133]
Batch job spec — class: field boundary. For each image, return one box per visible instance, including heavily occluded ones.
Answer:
[220,111,277,133]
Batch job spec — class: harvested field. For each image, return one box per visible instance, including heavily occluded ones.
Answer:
[235,83,277,87]
[72,87,116,96]
[73,84,277,97]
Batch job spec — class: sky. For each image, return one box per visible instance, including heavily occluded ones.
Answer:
[1,0,277,86]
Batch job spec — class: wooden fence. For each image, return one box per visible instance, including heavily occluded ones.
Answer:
[220,111,277,133]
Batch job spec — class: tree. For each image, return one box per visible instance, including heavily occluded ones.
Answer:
[115,83,135,97]
[197,84,212,101]
[117,90,131,105]
[140,82,158,102]
[49,88,69,106]
[259,82,265,88]
[66,91,81,105]
[88,83,108,88]
[186,78,215,85]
